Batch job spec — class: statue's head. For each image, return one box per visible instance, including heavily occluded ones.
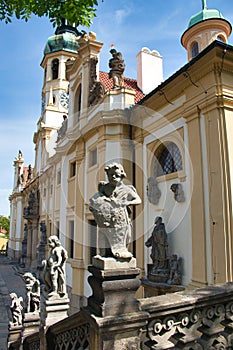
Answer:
[48,235,61,248]
[105,163,126,185]
[23,272,35,284]
[10,292,17,300]
[154,216,162,225]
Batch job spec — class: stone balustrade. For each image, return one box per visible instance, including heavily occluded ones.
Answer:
[140,282,233,349]
[10,282,233,349]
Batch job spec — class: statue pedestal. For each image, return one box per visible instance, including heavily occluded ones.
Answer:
[42,295,70,328]
[7,324,22,348]
[22,312,40,338]
[141,277,185,297]
[88,256,141,317]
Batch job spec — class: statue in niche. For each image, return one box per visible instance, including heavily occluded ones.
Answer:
[88,56,105,107]
[109,48,125,89]
[145,216,169,272]
[147,177,161,205]
[167,254,183,285]
[9,293,24,327]
[170,183,185,202]
[23,273,40,313]
[42,235,68,297]
[90,163,141,259]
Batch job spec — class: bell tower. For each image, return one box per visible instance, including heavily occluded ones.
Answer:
[34,22,79,173]
[181,0,232,61]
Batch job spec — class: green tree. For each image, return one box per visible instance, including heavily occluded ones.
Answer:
[0,215,10,238]
[0,0,103,27]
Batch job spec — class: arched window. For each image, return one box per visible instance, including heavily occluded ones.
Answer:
[52,59,59,80]
[191,42,199,58]
[155,142,183,177]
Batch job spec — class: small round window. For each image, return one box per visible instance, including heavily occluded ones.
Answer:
[155,142,183,177]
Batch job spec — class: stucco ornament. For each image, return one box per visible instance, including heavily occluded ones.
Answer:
[23,272,40,313]
[42,235,68,297]
[90,163,141,259]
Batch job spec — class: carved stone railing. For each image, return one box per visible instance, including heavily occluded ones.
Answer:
[45,310,89,350]
[22,332,40,350]
[140,283,233,349]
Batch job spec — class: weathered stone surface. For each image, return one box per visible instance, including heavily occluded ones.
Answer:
[43,297,70,328]
[88,264,141,317]
[92,255,137,269]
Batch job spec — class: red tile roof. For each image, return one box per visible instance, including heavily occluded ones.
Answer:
[99,71,144,104]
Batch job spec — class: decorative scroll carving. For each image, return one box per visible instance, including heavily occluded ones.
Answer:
[9,293,24,327]
[42,235,68,297]
[90,162,141,259]
[147,177,161,205]
[23,273,40,313]
[54,324,89,350]
[109,48,125,89]
[170,183,185,202]
[88,57,105,107]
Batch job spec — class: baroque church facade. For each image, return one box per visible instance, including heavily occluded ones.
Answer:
[8,1,233,312]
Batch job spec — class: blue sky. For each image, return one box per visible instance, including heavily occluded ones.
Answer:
[0,0,233,216]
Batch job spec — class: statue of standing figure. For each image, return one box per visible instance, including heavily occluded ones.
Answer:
[9,293,24,327]
[145,217,169,273]
[109,49,125,89]
[90,163,141,259]
[42,235,68,297]
[23,273,40,313]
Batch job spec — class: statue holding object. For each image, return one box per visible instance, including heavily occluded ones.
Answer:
[109,49,125,89]
[90,163,141,259]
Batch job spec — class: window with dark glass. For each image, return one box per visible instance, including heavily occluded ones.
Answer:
[74,85,82,122]
[155,142,182,177]
[191,41,199,58]
[70,161,76,178]
[52,59,59,80]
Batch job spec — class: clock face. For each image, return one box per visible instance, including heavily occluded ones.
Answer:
[60,91,69,109]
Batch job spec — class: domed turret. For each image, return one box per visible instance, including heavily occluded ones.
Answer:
[181,0,232,61]
[44,23,80,55]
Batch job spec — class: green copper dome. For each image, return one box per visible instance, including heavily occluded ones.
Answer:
[188,1,231,29]
[44,24,79,55]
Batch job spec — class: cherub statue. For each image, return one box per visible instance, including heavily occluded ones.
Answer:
[42,235,68,297]
[9,293,24,326]
[90,163,141,259]
[23,273,40,313]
